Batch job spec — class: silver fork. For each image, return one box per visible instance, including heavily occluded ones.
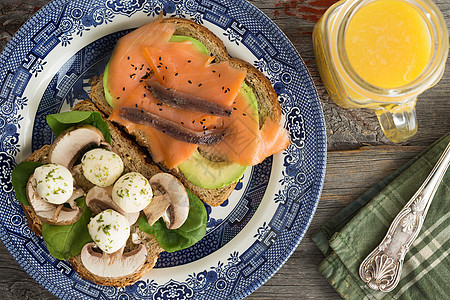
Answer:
[359,142,450,292]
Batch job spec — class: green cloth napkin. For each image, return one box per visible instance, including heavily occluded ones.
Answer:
[312,133,450,299]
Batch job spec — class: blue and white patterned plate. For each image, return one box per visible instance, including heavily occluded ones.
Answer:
[0,0,326,299]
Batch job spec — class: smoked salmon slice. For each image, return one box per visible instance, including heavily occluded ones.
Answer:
[143,43,246,107]
[109,83,219,169]
[106,16,176,105]
[202,92,290,166]
[107,18,289,169]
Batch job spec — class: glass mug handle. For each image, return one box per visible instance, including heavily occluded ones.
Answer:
[374,99,418,143]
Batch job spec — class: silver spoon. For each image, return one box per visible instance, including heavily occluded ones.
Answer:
[359,142,450,292]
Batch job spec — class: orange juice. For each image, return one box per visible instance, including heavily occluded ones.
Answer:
[312,0,448,143]
[344,0,432,88]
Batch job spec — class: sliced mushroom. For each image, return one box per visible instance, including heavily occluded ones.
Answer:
[85,186,139,225]
[143,173,189,229]
[49,124,106,170]
[26,176,83,225]
[81,243,147,278]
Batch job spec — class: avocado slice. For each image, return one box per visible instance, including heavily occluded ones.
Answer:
[177,150,247,189]
[103,62,114,107]
[169,35,209,54]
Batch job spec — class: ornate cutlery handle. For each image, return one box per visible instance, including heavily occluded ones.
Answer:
[359,142,450,292]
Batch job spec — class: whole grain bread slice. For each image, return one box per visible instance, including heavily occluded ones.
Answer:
[20,105,165,286]
[89,17,283,207]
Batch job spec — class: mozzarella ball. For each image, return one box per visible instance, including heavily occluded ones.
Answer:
[33,164,73,204]
[88,209,130,254]
[112,172,153,213]
[81,148,124,187]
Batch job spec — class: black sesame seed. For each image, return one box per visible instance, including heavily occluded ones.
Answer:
[221,86,224,90]
[175,72,178,76]
[140,109,144,113]
[187,60,191,63]
[159,108,162,111]
[192,120,195,123]
[198,83,202,87]
[233,107,237,110]
[139,79,143,83]
[243,113,246,116]
[131,64,135,67]
[202,119,206,121]
[188,80,192,84]
[135,104,138,107]
[157,66,161,69]
[224,90,228,93]
[117,97,120,99]
[127,56,130,60]
[162,130,166,133]
[122,87,126,91]
[219,74,221,77]
[200,121,204,125]
[165,66,167,70]
[162,76,165,80]
[159,56,161,61]
[143,94,146,97]
[212,70,216,73]
[181,122,184,125]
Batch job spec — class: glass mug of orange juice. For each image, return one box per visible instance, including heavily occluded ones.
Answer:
[313,0,448,143]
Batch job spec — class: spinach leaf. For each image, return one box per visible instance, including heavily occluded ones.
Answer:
[138,189,207,252]
[42,197,93,260]
[46,111,111,143]
[11,161,43,206]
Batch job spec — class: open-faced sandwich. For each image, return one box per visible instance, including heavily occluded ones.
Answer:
[12,15,290,287]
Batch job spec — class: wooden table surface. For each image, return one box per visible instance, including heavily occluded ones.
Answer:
[0,0,449,299]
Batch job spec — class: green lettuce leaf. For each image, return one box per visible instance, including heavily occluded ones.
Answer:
[11,161,43,206]
[46,111,111,143]
[138,189,207,252]
[42,197,93,260]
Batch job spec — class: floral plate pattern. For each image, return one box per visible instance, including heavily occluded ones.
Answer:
[0,0,326,299]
